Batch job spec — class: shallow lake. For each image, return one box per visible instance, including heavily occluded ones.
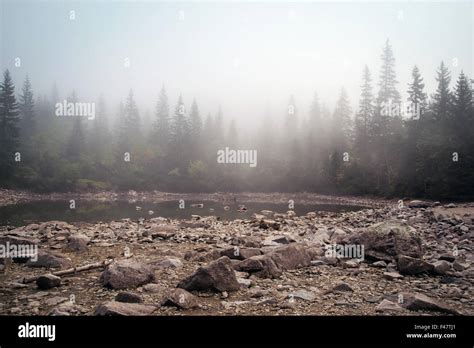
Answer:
[0,200,368,226]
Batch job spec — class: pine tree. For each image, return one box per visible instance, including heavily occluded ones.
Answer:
[308,92,321,133]
[285,94,298,137]
[19,76,36,140]
[331,87,352,152]
[377,39,400,106]
[430,61,452,120]
[407,65,428,116]
[355,66,374,153]
[227,119,238,148]
[169,95,189,170]
[91,95,109,162]
[65,91,85,160]
[152,85,170,149]
[189,99,202,144]
[0,70,20,181]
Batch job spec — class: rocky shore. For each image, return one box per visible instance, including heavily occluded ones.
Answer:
[0,197,472,316]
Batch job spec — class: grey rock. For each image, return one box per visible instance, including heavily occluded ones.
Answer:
[375,299,404,312]
[95,301,157,316]
[178,256,240,292]
[36,274,61,290]
[100,259,155,289]
[348,220,423,262]
[399,292,463,315]
[26,251,72,269]
[397,255,434,275]
[161,288,198,309]
[432,260,451,275]
[115,292,143,303]
[67,234,90,252]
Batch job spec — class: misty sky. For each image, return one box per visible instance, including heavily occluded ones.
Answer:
[1,0,472,126]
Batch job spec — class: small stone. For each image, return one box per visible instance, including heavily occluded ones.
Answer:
[375,299,404,313]
[115,292,143,303]
[36,274,61,290]
[371,261,387,268]
[329,282,353,293]
[161,289,198,309]
[383,272,403,280]
[290,289,315,301]
[432,260,451,275]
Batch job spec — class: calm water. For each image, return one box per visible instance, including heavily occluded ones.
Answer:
[0,200,368,226]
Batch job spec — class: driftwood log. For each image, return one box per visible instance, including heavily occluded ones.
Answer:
[21,258,115,284]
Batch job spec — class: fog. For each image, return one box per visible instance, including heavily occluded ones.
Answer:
[1,1,472,129]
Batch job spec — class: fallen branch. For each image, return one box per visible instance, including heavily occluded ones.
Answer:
[21,258,114,284]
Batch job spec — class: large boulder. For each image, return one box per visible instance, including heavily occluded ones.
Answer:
[100,259,155,289]
[95,301,157,316]
[236,244,311,279]
[348,220,423,262]
[178,256,240,292]
[267,244,312,270]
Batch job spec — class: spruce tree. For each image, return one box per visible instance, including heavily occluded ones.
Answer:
[407,65,428,116]
[19,76,36,140]
[152,85,170,149]
[0,70,20,181]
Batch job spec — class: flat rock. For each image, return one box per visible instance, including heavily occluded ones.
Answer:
[290,289,316,301]
[407,200,432,208]
[383,272,404,280]
[375,299,404,313]
[94,301,157,316]
[26,250,72,269]
[148,257,183,270]
[220,247,262,260]
[399,292,463,315]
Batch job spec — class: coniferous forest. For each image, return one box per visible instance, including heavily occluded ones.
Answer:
[1,1,474,338]
[1,39,472,198]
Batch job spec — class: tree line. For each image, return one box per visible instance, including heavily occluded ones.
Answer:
[0,40,472,198]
